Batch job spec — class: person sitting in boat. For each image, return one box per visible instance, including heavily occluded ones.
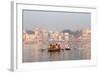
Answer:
[55,44,59,49]
[48,44,52,49]
[58,44,61,49]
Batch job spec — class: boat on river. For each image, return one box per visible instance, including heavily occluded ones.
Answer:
[48,44,61,52]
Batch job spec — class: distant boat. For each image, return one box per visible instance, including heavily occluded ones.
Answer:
[65,47,71,50]
[41,49,45,52]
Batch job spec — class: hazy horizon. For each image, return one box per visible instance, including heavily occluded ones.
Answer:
[23,10,91,32]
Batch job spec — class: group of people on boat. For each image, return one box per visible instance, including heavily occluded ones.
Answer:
[48,44,61,50]
[48,43,71,52]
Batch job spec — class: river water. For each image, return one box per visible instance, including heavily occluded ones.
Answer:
[22,43,91,62]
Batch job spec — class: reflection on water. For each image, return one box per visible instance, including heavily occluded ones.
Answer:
[22,43,91,62]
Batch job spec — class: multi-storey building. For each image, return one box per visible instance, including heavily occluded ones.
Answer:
[23,31,35,43]
[82,28,91,49]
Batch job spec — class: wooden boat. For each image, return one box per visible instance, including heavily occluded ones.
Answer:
[48,44,61,52]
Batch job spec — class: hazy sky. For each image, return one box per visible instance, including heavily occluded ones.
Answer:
[23,10,91,32]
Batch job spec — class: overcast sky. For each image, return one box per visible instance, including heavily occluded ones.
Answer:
[23,10,91,32]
